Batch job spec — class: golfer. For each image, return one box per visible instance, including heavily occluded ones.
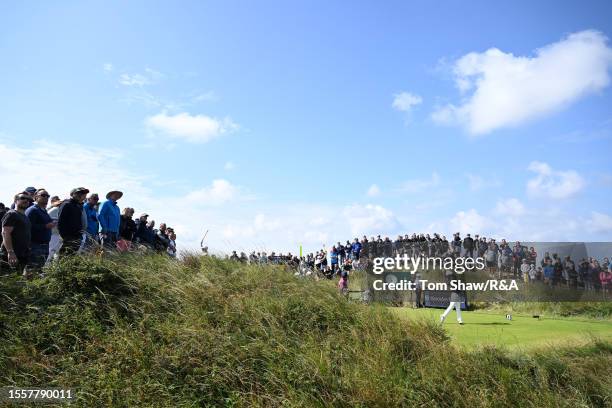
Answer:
[440,269,464,325]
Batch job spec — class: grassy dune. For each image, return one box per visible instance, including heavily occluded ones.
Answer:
[1,254,611,407]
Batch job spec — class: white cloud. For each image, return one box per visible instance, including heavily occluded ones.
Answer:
[466,173,501,191]
[119,73,151,87]
[527,161,585,199]
[366,184,380,197]
[392,92,422,112]
[0,140,257,253]
[342,204,401,236]
[186,179,242,205]
[449,209,492,235]
[103,63,113,72]
[0,141,149,202]
[397,172,440,193]
[118,68,163,87]
[586,212,612,233]
[494,198,526,217]
[193,91,217,102]
[432,30,612,134]
[146,112,239,143]
[224,161,235,171]
[253,213,282,231]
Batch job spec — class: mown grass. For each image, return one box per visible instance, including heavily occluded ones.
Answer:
[392,308,612,350]
[1,254,611,407]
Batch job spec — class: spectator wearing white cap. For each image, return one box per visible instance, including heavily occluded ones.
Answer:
[58,187,89,255]
[46,196,63,263]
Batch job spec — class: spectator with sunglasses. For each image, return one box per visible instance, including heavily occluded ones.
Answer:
[25,189,54,275]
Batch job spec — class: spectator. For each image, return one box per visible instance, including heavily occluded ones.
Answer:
[581,259,593,291]
[414,271,423,307]
[25,189,54,276]
[452,233,462,257]
[536,266,543,281]
[590,260,601,292]
[512,242,524,278]
[1,192,33,275]
[337,241,346,265]
[167,231,177,258]
[351,237,362,260]
[338,268,349,295]
[528,264,537,282]
[46,196,63,262]
[0,203,7,249]
[330,246,339,275]
[564,256,577,288]
[10,186,36,209]
[485,242,497,273]
[133,213,149,244]
[527,247,537,265]
[463,233,474,258]
[83,193,100,244]
[541,252,551,268]
[58,187,89,255]
[118,207,136,251]
[99,191,122,250]
[543,260,554,286]
[145,220,157,246]
[520,259,530,283]
[155,223,170,252]
[600,266,612,293]
[552,254,563,286]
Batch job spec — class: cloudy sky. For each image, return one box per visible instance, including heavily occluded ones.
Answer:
[1,1,611,253]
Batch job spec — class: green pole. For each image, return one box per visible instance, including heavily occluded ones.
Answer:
[299,245,302,258]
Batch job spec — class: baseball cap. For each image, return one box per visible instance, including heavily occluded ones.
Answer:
[16,192,34,202]
[25,187,37,194]
[70,187,90,195]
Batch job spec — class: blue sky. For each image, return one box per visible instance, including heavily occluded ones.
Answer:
[1,1,611,253]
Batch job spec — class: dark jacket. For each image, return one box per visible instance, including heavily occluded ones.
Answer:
[119,215,137,241]
[57,198,84,241]
[463,237,474,250]
[133,219,149,243]
[155,230,170,251]
[25,203,52,244]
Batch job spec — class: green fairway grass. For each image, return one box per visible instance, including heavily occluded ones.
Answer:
[391,307,612,350]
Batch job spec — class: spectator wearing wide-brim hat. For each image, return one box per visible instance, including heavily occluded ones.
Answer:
[106,190,123,200]
[99,191,123,250]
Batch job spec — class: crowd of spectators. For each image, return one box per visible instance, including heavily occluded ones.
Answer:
[225,233,612,293]
[3,187,610,293]
[0,186,177,278]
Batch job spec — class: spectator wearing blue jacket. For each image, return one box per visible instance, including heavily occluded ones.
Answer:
[351,238,362,260]
[543,260,555,286]
[83,193,100,242]
[99,190,122,249]
[330,246,339,274]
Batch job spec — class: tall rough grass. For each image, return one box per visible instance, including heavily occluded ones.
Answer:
[1,254,610,407]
